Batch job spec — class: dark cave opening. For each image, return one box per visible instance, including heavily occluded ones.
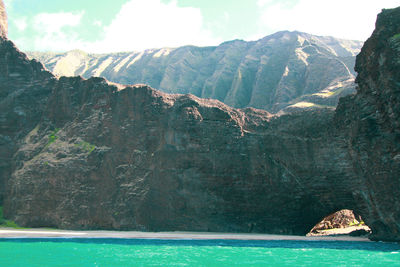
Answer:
[307,209,371,237]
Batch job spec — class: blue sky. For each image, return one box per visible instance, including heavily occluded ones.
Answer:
[4,0,400,53]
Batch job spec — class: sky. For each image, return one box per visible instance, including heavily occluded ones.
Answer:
[4,0,400,53]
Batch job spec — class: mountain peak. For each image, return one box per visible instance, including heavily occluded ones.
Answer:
[27,31,363,113]
[66,49,88,56]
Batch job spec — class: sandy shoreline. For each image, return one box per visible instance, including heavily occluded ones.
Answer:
[0,228,370,242]
[307,225,370,237]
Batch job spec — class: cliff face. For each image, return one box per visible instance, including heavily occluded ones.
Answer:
[27,32,362,113]
[0,37,358,234]
[4,80,359,234]
[0,42,368,235]
[334,7,400,241]
[1,5,400,241]
[0,37,53,204]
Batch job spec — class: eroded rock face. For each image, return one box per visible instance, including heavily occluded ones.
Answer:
[1,36,360,234]
[310,210,358,231]
[0,47,363,235]
[4,80,359,234]
[0,38,53,204]
[334,7,400,241]
[1,5,399,241]
[27,31,362,113]
[0,0,7,38]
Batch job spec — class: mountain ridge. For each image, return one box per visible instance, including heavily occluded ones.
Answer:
[27,31,363,113]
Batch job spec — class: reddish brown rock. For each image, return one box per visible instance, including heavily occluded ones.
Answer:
[0,0,7,38]
[310,210,359,232]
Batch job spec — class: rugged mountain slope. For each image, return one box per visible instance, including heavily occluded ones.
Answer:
[28,32,363,113]
[1,1,400,241]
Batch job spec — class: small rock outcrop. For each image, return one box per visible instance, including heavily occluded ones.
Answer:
[314,210,359,230]
[309,210,361,232]
[308,209,371,237]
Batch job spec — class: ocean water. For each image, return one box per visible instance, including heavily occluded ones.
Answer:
[0,238,399,266]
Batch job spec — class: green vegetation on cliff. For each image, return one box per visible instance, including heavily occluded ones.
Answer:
[392,33,400,40]
[75,140,96,155]
[46,128,60,148]
[0,206,20,228]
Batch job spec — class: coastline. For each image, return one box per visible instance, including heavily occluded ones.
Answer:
[0,228,370,242]
[307,225,370,237]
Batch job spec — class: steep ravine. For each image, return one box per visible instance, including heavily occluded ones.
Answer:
[1,1,399,241]
[27,32,363,113]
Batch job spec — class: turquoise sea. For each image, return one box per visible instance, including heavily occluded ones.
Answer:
[0,238,399,266]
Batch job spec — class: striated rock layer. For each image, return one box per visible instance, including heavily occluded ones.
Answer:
[0,38,53,205]
[334,7,400,241]
[1,36,357,234]
[27,31,362,113]
[3,73,356,234]
[1,6,400,241]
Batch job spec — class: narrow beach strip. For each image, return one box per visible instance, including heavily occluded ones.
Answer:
[0,229,370,242]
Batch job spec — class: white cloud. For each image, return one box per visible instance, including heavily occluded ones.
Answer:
[30,11,85,51]
[13,17,27,32]
[223,12,230,23]
[20,0,220,53]
[255,0,400,41]
[86,0,220,52]
[93,20,102,27]
[33,12,83,33]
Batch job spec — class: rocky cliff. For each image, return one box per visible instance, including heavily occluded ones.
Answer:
[4,80,357,234]
[27,32,362,113]
[0,0,6,38]
[2,38,359,234]
[1,5,400,241]
[334,7,400,241]
[0,37,54,205]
